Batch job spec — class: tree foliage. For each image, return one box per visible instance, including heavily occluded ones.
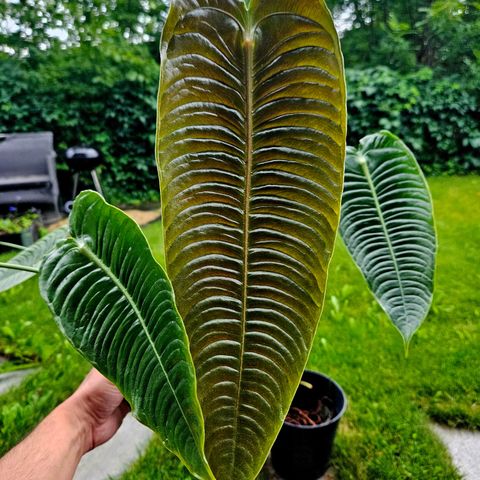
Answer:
[347,67,480,174]
[2,0,479,73]
[1,53,478,205]
[0,1,479,204]
[328,0,480,74]
[0,0,168,59]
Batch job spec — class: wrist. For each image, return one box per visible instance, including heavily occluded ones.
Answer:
[0,398,93,480]
[55,396,94,456]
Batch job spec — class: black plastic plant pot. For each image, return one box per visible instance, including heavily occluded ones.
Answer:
[271,370,347,480]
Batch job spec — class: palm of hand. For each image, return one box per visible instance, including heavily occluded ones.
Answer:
[71,369,130,450]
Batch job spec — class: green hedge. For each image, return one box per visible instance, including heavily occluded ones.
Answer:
[1,53,478,204]
[0,45,160,205]
[347,67,480,174]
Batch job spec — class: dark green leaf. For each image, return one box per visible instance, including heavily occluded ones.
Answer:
[39,191,213,480]
[340,131,437,343]
[0,226,68,293]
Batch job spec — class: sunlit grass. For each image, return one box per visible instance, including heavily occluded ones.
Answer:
[0,176,478,479]
[124,176,479,480]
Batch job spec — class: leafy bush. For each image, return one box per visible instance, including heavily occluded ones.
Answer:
[347,67,480,174]
[0,42,160,205]
[1,55,478,205]
[0,211,39,235]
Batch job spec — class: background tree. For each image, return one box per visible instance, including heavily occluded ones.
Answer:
[328,0,480,74]
[0,0,168,60]
[2,0,479,73]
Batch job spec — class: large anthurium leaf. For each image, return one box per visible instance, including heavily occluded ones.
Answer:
[0,226,68,293]
[157,1,346,479]
[340,131,437,343]
[39,191,213,480]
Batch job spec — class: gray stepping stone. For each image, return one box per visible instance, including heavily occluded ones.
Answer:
[432,424,480,480]
[0,369,36,395]
[74,414,153,480]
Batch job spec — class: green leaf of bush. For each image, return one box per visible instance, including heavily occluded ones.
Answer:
[39,191,213,480]
[340,130,437,343]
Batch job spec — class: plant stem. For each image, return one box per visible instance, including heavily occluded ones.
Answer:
[0,241,26,251]
[0,262,39,273]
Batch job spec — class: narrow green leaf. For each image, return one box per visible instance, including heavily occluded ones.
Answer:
[340,130,437,343]
[157,1,346,479]
[0,226,68,293]
[39,191,213,480]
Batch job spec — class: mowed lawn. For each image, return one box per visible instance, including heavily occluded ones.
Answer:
[0,176,478,479]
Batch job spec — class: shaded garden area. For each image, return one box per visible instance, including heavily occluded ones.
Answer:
[1,1,479,205]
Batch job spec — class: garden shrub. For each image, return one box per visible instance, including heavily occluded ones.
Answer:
[0,57,478,204]
[0,45,160,205]
[347,67,480,174]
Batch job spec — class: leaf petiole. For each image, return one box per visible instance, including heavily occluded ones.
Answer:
[0,241,26,251]
[0,262,40,274]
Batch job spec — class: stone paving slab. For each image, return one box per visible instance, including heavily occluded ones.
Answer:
[0,368,36,395]
[432,423,480,480]
[124,209,161,227]
[48,208,161,232]
[74,414,153,480]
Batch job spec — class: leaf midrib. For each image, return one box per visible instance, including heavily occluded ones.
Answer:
[230,21,255,475]
[360,155,409,317]
[74,237,203,455]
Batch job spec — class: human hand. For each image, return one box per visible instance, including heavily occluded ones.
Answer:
[0,369,131,480]
[60,369,130,454]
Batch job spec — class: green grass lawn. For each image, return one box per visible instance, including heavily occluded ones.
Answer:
[0,176,478,479]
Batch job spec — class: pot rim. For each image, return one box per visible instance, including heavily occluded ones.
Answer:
[284,369,347,429]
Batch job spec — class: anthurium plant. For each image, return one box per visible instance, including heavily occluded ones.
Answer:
[0,1,436,479]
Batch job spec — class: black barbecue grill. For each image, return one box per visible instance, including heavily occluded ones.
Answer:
[65,146,103,172]
[64,146,104,212]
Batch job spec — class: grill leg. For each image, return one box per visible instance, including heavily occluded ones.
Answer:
[91,169,104,197]
[72,173,80,199]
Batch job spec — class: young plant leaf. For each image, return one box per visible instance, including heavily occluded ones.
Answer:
[157,1,346,479]
[340,131,437,344]
[0,226,68,292]
[39,191,213,480]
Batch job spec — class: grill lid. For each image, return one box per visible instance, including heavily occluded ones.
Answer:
[65,146,102,172]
